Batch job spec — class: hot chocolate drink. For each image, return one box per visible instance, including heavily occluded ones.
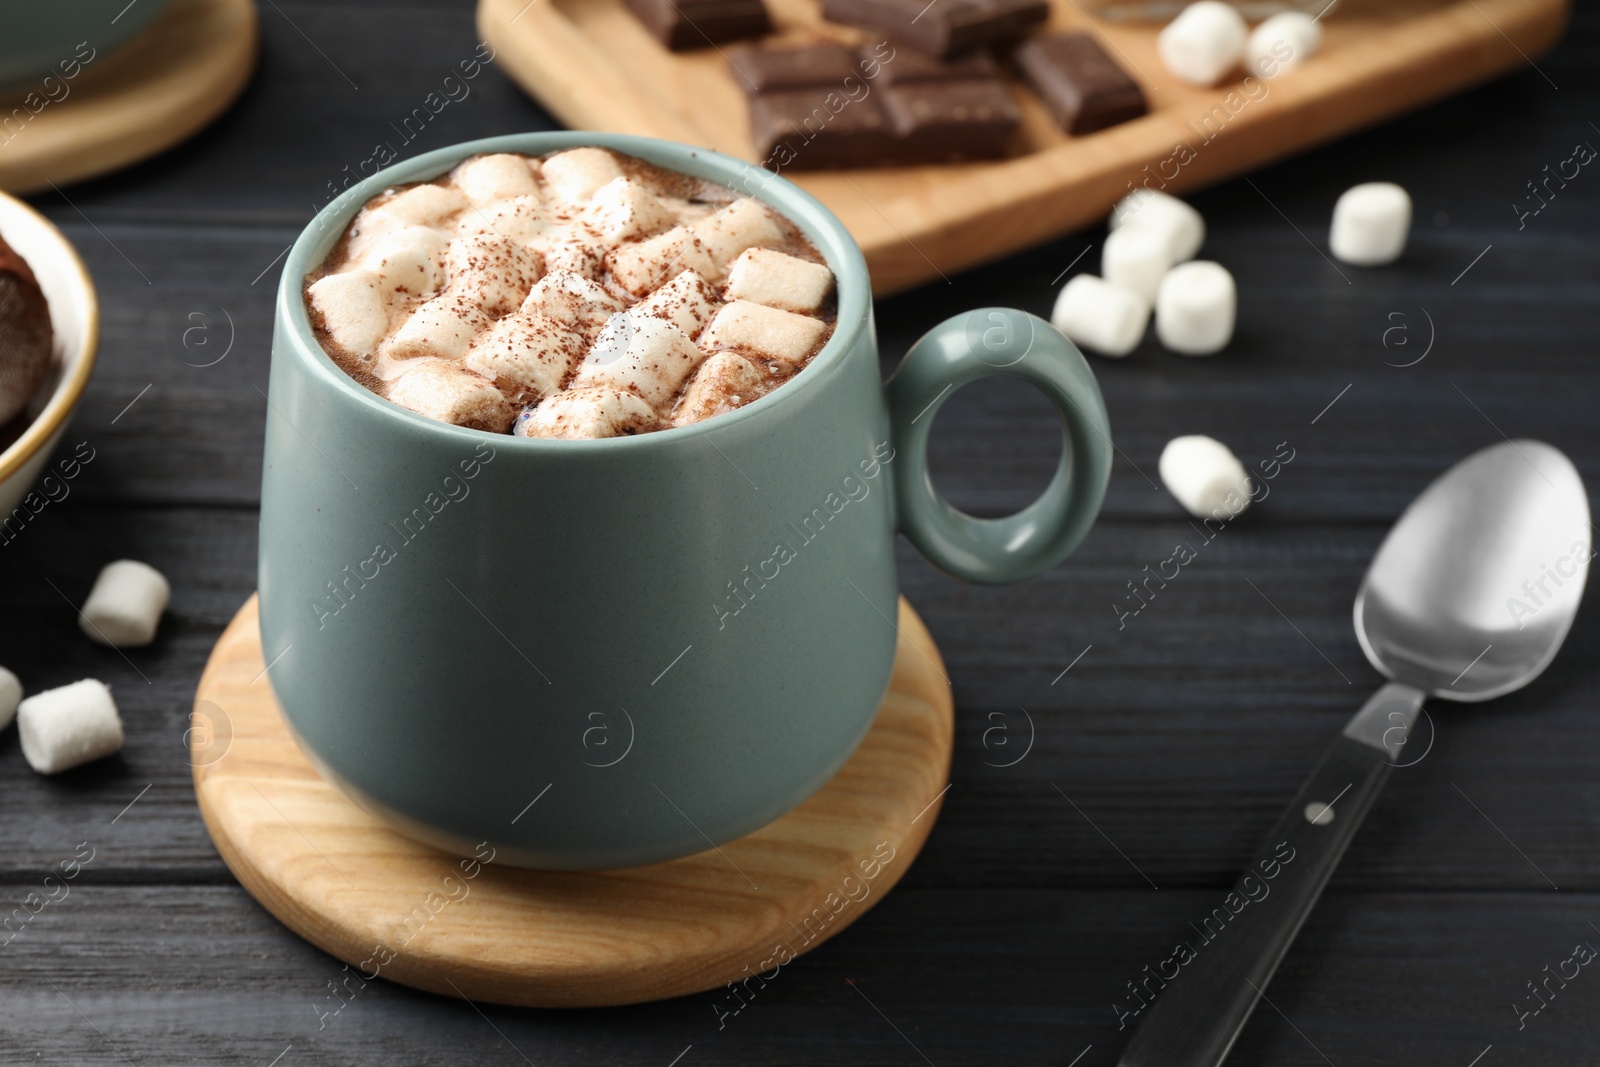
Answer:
[304,148,837,439]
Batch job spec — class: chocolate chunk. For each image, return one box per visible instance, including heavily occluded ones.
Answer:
[624,0,771,51]
[736,42,1019,170]
[820,0,1049,59]
[1014,32,1147,135]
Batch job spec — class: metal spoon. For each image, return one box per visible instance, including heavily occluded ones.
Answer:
[1117,439,1591,1067]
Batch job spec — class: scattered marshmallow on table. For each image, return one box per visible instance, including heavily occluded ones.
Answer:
[1102,226,1173,304]
[17,679,123,775]
[1111,189,1205,263]
[1247,12,1322,78]
[1051,274,1149,358]
[1160,435,1253,520]
[1330,182,1411,266]
[0,667,21,731]
[699,300,827,364]
[1157,1,1247,87]
[80,560,170,648]
[1156,261,1236,356]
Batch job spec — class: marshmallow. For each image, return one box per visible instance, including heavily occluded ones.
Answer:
[360,226,448,300]
[1330,182,1411,266]
[17,680,123,775]
[608,225,716,295]
[464,312,585,402]
[700,300,827,364]
[724,247,834,314]
[585,177,675,245]
[541,233,605,279]
[1155,261,1235,356]
[541,148,624,204]
[387,360,517,432]
[522,270,624,342]
[674,352,765,426]
[633,270,717,339]
[307,270,389,357]
[80,560,170,648]
[1050,274,1149,358]
[1111,189,1205,263]
[382,294,491,361]
[572,313,705,406]
[1158,1,1248,87]
[458,195,547,246]
[378,183,470,227]
[443,233,542,318]
[1160,435,1252,519]
[451,153,541,203]
[1247,12,1322,78]
[517,387,658,439]
[695,198,785,275]
[1102,226,1172,304]
[0,667,21,731]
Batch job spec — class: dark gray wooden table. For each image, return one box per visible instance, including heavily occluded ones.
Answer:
[3,2,1596,1063]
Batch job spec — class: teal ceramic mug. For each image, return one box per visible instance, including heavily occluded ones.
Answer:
[261,132,1111,870]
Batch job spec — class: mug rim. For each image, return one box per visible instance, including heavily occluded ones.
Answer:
[276,132,872,451]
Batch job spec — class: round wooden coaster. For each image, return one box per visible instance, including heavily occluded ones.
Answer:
[192,595,953,1008]
[0,0,257,193]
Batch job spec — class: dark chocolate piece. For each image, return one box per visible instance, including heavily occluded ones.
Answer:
[820,0,1048,59]
[624,0,771,51]
[735,42,1019,170]
[1014,32,1147,135]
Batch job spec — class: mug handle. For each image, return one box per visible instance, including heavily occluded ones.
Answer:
[884,308,1112,585]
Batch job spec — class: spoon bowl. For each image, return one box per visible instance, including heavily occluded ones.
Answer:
[1354,439,1591,702]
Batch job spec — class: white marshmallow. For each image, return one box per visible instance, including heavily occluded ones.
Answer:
[541,148,624,204]
[1111,189,1205,262]
[1155,261,1236,356]
[700,300,827,364]
[1102,226,1173,304]
[517,387,658,439]
[584,177,674,245]
[541,233,605,279]
[1158,1,1248,87]
[80,560,170,648]
[0,667,21,731]
[359,226,448,300]
[377,184,470,227]
[1160,435,1253,519]
[633,270,717,339]
[1330,182,1411,266]
[724,247,834,314]
[17,680,123,775]
[521,270,624,342]
[382,295,491,361]
[464,312,585,401]
[442,233,542,317]
[694,198,785,275]
[307,270,389,357]
[458,195,547,245]
[573,313,705,406]
[451,153,541,203]
[1247,12,1322,78]
[608,225,716,295]
[387,361,516,432]
[674,352,765,426]
[1050,274,1149,358]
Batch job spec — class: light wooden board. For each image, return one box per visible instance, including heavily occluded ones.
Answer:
[479,0,1566,295]
[0,0,257,194]
[192,594,954,1008]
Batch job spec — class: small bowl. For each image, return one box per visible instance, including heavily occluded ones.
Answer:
[0,0,174,90]
[0,191,98,514]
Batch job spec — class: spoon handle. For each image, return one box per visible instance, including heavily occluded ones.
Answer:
[1115,683,1424,1067]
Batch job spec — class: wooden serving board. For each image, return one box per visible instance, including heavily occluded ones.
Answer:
[191,595,954,1008]
[0,0,257,194]
[479,0,1566,295]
